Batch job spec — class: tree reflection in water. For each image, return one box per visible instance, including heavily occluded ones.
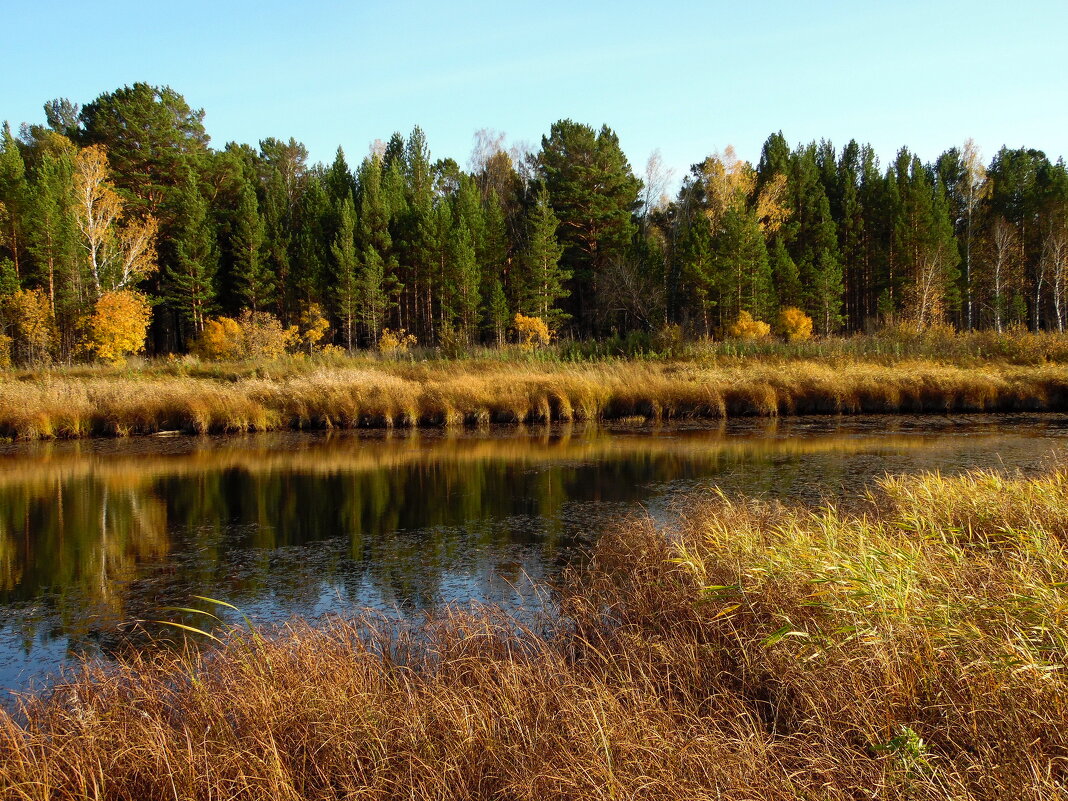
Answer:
[1,415,1065,692]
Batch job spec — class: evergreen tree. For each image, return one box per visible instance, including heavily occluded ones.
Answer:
[484,275,509,346]
[481,190,510,340]
[768,234,800,310]
[231,181,271,312]
[837,140,867,328]
[261,167,292,321]
[786,144,844,331]
[0,123,29,278]
[165,175,218,337]
[987,147,1049,329]
[358,245,389,344]
[520,185,569,329]
[448,217,481,342]
[354,154,399,341]
[537,120,640,333]
[891,151,960,328]
[399,127,435,340]
[292,171,331,308]
[25,142,80,324]
[331,193,359,350]
[78,84,210,214]
[756,131,791,189]
[324,147,355,206]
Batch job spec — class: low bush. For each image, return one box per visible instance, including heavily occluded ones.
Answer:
[728,310,771,340]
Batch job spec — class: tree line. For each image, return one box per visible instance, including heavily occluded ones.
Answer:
[1,82,1066,364]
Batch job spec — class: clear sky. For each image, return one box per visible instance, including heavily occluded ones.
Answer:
[3,0,1065,185]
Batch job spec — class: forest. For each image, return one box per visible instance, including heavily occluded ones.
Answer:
[1,82,1067,365]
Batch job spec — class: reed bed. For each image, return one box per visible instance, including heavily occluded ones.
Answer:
[2,468,1067,799]
[2,358,1067,439]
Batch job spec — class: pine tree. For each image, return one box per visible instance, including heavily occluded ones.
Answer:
[165,176,218,336]
[231,181,271,312]
[537,120,640,332]
[331,193,359,349]
[0,123,29,279]
[354,154,399,341]
[358,245,389,344]
[448,217,481,342]
[892,151,959,329]
[292,172,331,309]
[768,235,800,310]
[261,167,292,321]
[521,185,569,329]
[786,145,844,332]
[484,275,509,346]
[714,207,774,324]
[481,190,510,340]
[25,143,80,333]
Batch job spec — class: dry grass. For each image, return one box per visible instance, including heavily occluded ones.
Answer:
[2,468,1068,799]
[2,358,1067,439]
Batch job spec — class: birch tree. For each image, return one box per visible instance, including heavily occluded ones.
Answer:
[72,145,158,298]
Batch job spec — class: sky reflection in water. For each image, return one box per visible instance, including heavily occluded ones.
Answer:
[1,414,1066,693]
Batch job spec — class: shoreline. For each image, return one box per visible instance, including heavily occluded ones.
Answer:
[2,358,1067,440]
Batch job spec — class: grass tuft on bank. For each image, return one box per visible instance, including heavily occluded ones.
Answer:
[3,468,1068,799]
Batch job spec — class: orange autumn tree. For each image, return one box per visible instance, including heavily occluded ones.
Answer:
[88,290,152,363]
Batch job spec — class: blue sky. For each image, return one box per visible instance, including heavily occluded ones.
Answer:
[3,0,1065,184]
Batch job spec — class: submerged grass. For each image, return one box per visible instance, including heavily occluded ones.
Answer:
[3,468,1068,799]
[2,357,1068,439]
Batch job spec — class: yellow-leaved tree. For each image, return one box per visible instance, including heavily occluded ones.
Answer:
[513,313,551,350]
[5,288,55,365]
[73,145,158,296]
[88,290,152,363]
[297,302,330,353]
[727,311,771,341]
[776,307,814,342]
[701,146,754,232]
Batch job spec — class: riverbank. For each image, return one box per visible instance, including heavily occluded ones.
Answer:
[2,356,1068,439]
[2,467,1065,799]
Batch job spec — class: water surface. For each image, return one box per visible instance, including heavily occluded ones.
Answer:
[1,415,1066,693]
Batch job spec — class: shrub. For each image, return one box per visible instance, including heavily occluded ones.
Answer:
[435,323,469,359]
[379,328,417,356]
[239,311,296,360]
[776,307,813,342]
[514,313,551,350]
[196,317,244,360]
[652,323,686,356]
[195,311,296,361]
[727,311,771,341]
[87,290,151,364]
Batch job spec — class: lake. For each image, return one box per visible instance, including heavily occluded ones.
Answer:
[2,414,1066,694]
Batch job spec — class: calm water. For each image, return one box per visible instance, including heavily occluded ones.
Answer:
[1,415,1066,693]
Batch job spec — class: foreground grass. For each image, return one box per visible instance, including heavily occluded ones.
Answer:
[2,356,1068,439]
[3,469,1067,799]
